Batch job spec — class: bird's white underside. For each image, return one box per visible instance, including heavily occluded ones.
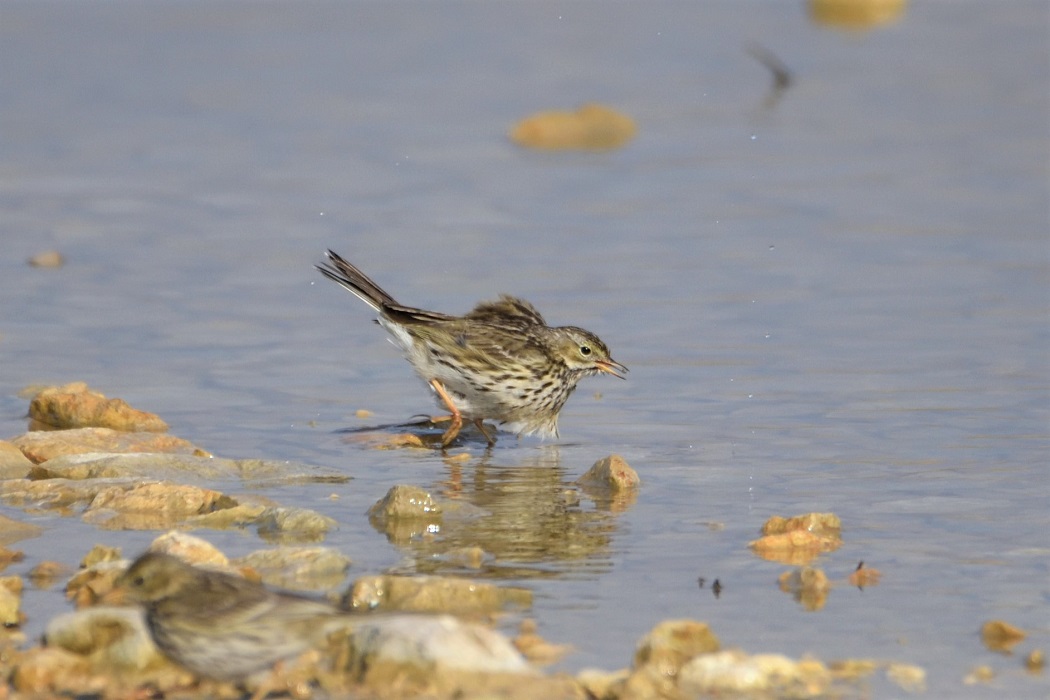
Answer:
[377,317,557,438]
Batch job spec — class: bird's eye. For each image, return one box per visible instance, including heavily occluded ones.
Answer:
[580,345,592,356]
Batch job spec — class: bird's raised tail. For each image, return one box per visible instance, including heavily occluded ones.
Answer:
[315,250,399,312]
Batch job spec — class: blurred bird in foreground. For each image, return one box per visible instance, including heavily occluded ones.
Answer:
[116,551,348,684]
[316,249,626,446]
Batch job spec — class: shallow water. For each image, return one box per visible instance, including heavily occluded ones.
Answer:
[2,1,1048,696]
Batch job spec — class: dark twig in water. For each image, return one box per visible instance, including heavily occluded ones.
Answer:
[746,43,792,109]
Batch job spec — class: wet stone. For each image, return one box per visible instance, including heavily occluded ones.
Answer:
[335,614,535,680]
[0,513,45,546]
[29,452,346,485]
[83,482,236,530]
[981,619,1026,652]
[1,477,153,512]
[27,561,70,590]
[512,619,574,666]
[368,484,443,521]
[27,250,65,268]
[81,544,123,568]
[576,454,640,492]
[632,618,721,677]
[677,650,832,697]
[0,576,24,626]
[11,428,205,464]
[146,531,233,569]
[809,0,908,30]
[509,103,637,151]
[255,506,338,544]
[761,512,842,537]
[749,511,843,565]
[234,547,352,591]
[0,440,34,479]
[9,647,95,696]
[28,383,169,432]
[41,606,190,689]
[184,502,269,529]
[66,560,134,609]
[0,547,26,568]
[885,663,926,693]
[345,574,532,615]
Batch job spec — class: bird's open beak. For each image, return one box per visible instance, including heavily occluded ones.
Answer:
[596,359,628,379]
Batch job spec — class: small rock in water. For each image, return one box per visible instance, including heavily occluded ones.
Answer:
[345,573,532,615]
[980,619,1026,652]
[368,484,443,521]
[28,383,168,432]
[632,619,721,676]
[27,250,65,268]
[510,103,637,151]
[576,454,640,492]
[11,427,204,464]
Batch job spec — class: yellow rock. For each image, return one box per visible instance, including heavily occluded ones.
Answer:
[964,665,995,685]
[750,512,842,565]
[28,383,168,432]
[679,650,832,696]
[0,576,24,625]
[809,0,907,29]
[632,619,720,676]
[760,512,841,536]
[11,427,202,464]
[577,454,640,492]
[886,662,926,693]
[27,250,65,268]
[510,103,636,151]
[980,619,1026,652]
[345,574,532,615]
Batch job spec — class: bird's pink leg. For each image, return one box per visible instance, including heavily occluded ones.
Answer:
[429,380,463,446]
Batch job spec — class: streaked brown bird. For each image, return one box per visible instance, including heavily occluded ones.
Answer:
[316,249,626,446]
[116,551,347,683]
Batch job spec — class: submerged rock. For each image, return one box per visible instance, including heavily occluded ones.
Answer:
[510,103,636,151]
[83,482,237,530]
[885,662,926,693]
[345,574,532,615]
[11,428,205,464]
[256,506,338,544]
[0,440,34,479]
[981,619,1026,653]
[29,452,347,485]
[808,0,907,30]
[235,547,352,591]
[778,567,831,611]
[27,250,65,268]
[0,513,44,546]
